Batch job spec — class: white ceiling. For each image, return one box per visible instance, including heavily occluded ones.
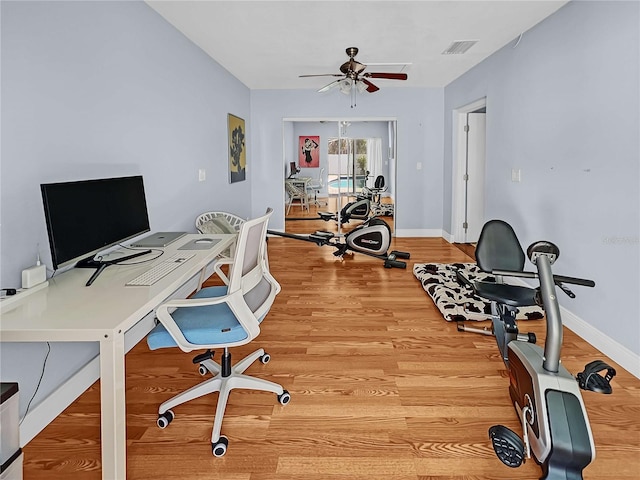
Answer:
[146,1,568,90]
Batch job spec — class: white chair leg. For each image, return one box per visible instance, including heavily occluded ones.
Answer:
[230,373,284,395]
[200,358,221,375]
[211,381,232,444]
[233,348,264,374]
[159,376,222,414]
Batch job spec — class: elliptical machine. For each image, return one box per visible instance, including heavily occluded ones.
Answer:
[317,196,371,225]
[460,221,616,479]
[268,216,410,269]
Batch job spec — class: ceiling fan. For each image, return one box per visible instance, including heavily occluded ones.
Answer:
[300,47,408,105]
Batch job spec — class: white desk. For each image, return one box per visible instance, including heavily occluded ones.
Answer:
[0,233,236,480]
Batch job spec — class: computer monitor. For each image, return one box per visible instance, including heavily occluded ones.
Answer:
[289,162,300,178]
[41,175,151,270]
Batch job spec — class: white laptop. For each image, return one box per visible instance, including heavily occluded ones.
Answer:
[130,232,186,248]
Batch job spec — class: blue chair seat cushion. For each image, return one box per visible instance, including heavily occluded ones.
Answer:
[147,286,249,350]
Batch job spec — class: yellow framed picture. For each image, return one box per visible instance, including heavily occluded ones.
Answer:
[228,113,246,183]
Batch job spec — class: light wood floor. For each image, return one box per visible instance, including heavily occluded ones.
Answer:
[22,225,640,479]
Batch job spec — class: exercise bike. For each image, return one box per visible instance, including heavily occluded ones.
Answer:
[455,220,540,364]
[267,216,410,269]
[459,222,615,479]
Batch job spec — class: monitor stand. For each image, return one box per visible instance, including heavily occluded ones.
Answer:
[77,249,151,286]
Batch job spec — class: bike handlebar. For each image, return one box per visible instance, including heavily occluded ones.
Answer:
[492,269,595,288]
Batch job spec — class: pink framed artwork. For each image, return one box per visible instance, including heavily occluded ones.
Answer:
[299,136,320,168]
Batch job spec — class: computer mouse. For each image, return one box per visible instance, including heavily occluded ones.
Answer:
[195,238,214,244]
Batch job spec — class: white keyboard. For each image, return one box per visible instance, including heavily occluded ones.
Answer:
[126,253,196,286]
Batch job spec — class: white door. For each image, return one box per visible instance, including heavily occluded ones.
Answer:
[464,112,486,242]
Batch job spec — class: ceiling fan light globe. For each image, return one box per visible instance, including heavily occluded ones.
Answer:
[356,80,368,93]
[339,79,352,94]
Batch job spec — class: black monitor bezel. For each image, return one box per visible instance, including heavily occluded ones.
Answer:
[41,175,151,269]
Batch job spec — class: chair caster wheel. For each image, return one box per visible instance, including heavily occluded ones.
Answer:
[278,390,291,405]
[157,410,174,429]
[260,353,271,364]
[212,435,228,457]
[198,364,209,375]
[489,425,525,468]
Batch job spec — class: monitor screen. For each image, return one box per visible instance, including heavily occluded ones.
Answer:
[41,175,151,269]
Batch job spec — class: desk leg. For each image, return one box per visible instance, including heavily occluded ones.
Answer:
[100,332,127,479]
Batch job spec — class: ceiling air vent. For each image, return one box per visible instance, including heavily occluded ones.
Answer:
[442,40,477,55]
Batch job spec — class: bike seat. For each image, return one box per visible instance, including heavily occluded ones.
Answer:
[473,281,538,307]
[318,211,335,221]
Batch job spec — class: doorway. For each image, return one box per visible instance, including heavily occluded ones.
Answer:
[282,118,397,236]
[451,99,487,244]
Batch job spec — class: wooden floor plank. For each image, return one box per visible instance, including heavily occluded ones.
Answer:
[21,213,640,479]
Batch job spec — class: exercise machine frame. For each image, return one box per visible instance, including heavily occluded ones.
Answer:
[268,216,409,269]
[459,226,615,479]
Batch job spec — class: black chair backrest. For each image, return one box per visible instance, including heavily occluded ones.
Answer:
[374,175,385,189]
[475,220,525,273]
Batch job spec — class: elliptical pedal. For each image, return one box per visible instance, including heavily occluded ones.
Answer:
[489,425,525,468]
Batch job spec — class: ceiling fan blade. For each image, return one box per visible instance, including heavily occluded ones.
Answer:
[318,79,342,93]
[364,72,408,80]
[361,78,379,93]
[299,74,343,78]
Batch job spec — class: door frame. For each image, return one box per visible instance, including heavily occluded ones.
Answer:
[282,116,398,234]
[451,98,486,243]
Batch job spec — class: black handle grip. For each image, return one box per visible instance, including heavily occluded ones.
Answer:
[492,269,594,288]
[553,274,595,288]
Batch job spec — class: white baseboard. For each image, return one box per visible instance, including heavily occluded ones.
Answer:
[560,306,639,379]
[442,230,455,243]
[20,355,100,446]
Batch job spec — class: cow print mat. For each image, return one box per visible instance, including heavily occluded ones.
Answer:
[413,263,544,322]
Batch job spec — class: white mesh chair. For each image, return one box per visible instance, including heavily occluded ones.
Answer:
[195,211,245,285]
[306,167,327,207]
[147,208,290,457]
[195,211,245,234]
[284,180,309,214]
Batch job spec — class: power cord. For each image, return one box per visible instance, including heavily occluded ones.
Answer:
[19,342,51,425]
[116,245,164,265]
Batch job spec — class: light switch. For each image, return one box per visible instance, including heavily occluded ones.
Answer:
[417,162,422,171]
[511,168,521,182]
[199,169,206,182]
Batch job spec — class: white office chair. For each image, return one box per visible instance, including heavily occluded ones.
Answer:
[147,208,290,457]
[306,167,327,207]
[195,211,245,234]
[195,211,245,285]
[284,180,309,214]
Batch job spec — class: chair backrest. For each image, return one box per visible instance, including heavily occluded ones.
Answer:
[316,168,325,188]
[285,180,305,198]
[227,208,281,323]
[475,220,526,273]
[195,211,245,234]
[374,175,385,190]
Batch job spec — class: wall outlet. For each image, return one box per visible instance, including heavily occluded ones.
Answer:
[22,264,47,289]
[417,162,422,170]
[198,169,206,182]
[511,168,521,182]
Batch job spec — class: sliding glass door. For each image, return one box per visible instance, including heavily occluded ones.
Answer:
[327,137,369,196]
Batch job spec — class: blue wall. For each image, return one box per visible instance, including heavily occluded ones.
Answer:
[250,88,445,234]
[443,1,639,354]
[0,0,252,417]
[1,0,638,424]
